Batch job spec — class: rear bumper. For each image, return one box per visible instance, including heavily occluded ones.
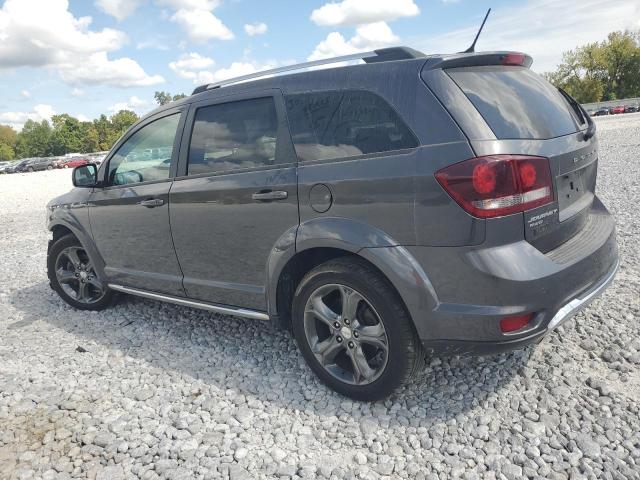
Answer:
[405,197,619,355]
[421,257,618,356]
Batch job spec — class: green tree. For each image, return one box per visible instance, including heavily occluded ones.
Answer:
[544,29,640,102]
[154,91,187,105]
[0,125,18,148]
[109,110,139,146]
[0,142,14,161]
[49,114,84,155]
[16,119,52,157]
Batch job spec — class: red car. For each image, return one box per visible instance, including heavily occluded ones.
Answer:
[609,106,625,115]
[58,157,88,169]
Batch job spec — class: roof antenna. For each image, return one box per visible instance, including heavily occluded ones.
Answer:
[463,8,491,53]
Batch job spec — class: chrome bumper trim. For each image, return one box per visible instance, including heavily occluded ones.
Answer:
[548,258,619,330]
[108,284,270,321]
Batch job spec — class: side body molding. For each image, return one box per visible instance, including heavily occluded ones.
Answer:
[265,217,439,328]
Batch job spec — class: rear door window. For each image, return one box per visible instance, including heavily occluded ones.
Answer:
[447,66,579,139]
[285,90,418,162]
[187,97,279,175]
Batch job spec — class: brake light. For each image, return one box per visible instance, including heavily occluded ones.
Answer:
[500,313,533,333]
[435,155,554,218]
[501,53,526,66]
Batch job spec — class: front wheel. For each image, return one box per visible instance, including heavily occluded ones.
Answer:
[292,257,424,401]
[27,167,34,172]
[47,234,114,310]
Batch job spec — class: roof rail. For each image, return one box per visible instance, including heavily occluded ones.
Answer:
[191,46,425,95]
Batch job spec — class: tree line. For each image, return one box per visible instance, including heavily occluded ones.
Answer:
[0,91,187,162]
[544,30,640,103]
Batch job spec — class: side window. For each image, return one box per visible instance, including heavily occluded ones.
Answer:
[188,97,278,176]
[107,113,180,186]
[285,90,418,162]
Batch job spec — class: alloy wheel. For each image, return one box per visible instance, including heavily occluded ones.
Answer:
[303,283,389,385]
[55,246,105,304]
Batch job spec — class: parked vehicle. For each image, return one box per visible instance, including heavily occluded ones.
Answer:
[57,157,89,169]
[609,105,625,115]
[46,47,618,400]
[624,105,638,113]
[4,158,32,173]
[593,108,609,116]
[17,157,54,172]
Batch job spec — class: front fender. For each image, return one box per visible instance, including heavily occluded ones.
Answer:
[47,207,106,283]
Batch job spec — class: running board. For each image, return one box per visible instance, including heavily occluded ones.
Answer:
[108,284,270,321]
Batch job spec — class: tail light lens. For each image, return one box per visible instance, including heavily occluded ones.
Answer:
[500,313,533,333]
[435,155,554,218]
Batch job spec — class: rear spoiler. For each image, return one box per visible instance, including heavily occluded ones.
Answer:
[423,51,533,70]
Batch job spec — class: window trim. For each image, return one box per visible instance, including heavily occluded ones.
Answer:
[174,89,297,180]
[284,88,420,164]
[99,106,188,189]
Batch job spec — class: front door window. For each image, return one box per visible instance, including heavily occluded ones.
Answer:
[107,114,180,185]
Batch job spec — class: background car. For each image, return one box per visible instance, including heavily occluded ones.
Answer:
[17,157,55,172]
[57,157,89,169]
[624,105,638,113]
[609,105,625,114]
[593,107,609,116]
[4,158,32,173]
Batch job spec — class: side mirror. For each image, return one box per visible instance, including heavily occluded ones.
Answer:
[72,163,98,187]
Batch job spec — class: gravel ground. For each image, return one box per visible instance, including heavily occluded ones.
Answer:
[1,114,639,480]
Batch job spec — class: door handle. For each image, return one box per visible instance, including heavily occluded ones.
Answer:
[138,198,164,208]
[251,190,288,201]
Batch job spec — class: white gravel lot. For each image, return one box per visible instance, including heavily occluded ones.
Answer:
[0,114,639,480]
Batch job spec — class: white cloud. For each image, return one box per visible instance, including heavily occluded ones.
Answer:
[76,114,90,122]
[156,0,219,9]
[71,88,84,97]
[170,8,233,42]
[170,52,215,72]
[207,61,276,83]
[20,90,31,99]
[108,96,149,113]
[58,52,164,87]
[95,0,146,21]
[136,40,170,50]
[0,104,55,131]
[414,0,640,72]
[169,52,216,83]
[309,22,400,60]
[244,22,267,36]
[311,0,419,27]
[0,0,164,87]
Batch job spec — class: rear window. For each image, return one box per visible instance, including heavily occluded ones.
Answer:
[447,66,579,139]
[285,90,418,162]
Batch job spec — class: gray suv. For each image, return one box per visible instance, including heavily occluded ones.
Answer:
[47,47,618,400]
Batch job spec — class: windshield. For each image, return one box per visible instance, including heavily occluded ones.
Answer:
[447,66,580,139]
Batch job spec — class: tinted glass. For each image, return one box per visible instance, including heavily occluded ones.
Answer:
[188,97,278,175]
[448,66,579,139]
[285,90,418,162]
[108,114,180,185]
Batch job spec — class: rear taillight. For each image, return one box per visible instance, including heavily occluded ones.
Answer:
[435,155,554,218]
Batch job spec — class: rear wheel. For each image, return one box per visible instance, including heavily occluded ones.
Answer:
[47,234,114,310]
[47,165,53,170]
[27,167,34,172]
[292,257,424,401]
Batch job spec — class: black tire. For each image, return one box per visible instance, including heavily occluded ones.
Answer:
[47,234,114,311]
[27,167,34,172]
[47,165,53,170]
[292,257,424,401]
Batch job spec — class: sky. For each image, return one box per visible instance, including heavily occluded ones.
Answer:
[0,0,638,131]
